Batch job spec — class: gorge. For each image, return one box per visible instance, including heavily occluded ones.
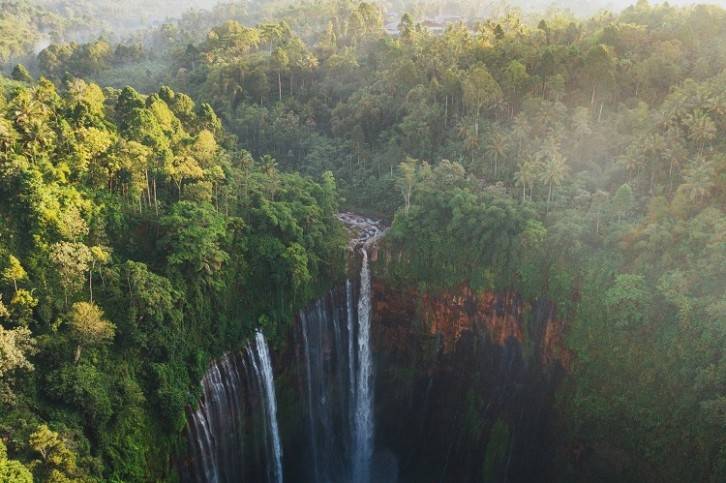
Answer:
[182,214,567,483]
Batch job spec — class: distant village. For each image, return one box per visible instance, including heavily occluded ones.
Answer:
[383,12,474,35]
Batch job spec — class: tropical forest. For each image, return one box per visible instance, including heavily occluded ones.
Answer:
[0,0,723,482]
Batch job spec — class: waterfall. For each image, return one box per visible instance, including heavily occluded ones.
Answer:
[185,334,283,483]
[254,331,284,483]
[353,248,374,483]
[346,279,356,446]
[300,294,350,483]
[186,353,245,483]
[299,213,384,483]
[185,213,384,483]
[301,311,321,482]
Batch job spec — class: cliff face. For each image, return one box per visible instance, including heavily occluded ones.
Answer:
[182,273,571,483]
[372,281,569,483]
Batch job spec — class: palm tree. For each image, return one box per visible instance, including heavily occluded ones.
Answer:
[514,158,537,202]
[618,143,643,185]
[0,119,18,154]
[260,23,284,54]
[537,140,568,211]
[260,155,280,200]
[24,119,55,162]
[510,116,530,158]
[705,93,725,119]
[11,91,46,135]
[684,110,716,155]
[456,122,480,165]
[663,127,687,192]
[679,158,715,202]
[484,131,509,178]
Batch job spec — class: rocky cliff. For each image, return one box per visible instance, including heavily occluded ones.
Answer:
[371,281,570,483]
[182,226,571,483]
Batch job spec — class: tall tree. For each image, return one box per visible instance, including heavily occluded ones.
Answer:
[463,65,502,137]
[2,256,26,293]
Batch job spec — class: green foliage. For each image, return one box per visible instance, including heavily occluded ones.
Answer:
[385,160,534,291]
[0,76,344,481]
[10,65,32,84]
[0,325,35,402]
[68,302,115,349]
[604,274,650,328]
[2,256,26,292]
[158,202,229,289]
[0,439,32,483]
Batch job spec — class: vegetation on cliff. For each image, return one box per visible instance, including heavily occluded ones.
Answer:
[0,75,343,480]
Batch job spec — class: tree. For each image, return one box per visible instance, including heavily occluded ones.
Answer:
[88,246,110,303]
[65,79,106,119]
[605,274,650,328]
[583,44,616,116]
[9,289,37,327]
[159,202,229,289]
[2,256,26,293]
[398,14,415,40]
[537,48,556,98]
[590,190,610,234]
[197,103,222,134]
[0,296,8,320]
[538,20,550,44]
[272,48,289,101]
[611,183,634,223]
[191,130,218,166]
[49,242,92,306]
[683,110,716,155]
[537,140,568,210]
[165,151,204,199]
[463,65,502,136]
[0,118,19,154]
[259,23,285,54]
[678,158,715,203]
[514,159,537,202]
[120,261,181,354]
[74,127,115,179]
[484,131,509,178]
[504,60,529,112]
[73,39,112,75]
[68,301,115,361]
[0,325,35,402]
[11,64,32,83]
[0,440,32,483]
[397,157,418,214]
[29,425,79,480]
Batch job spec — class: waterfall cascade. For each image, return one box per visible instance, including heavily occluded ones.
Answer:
[186,352,244,483]
[251,331,283,483]
[353,248,373,483]
[185,332,282,483]
[300,291,350,483]
[184,212,385,483]
[299,213,384,483]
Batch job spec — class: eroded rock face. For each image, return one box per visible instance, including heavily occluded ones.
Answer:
[372,281,569,483]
